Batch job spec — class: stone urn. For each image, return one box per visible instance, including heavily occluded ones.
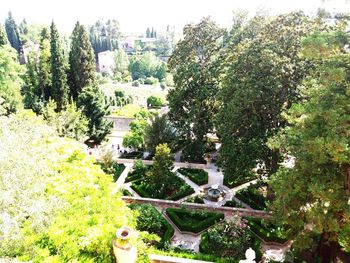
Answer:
[113,226,137,263]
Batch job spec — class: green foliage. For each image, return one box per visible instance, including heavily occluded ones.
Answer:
[122,110,151,150]
[77,85,112,143]
[199,217,260,259]
[113,103,141,117]
[166,208,224,234]
[50,21,68,111]
[42,100,88,141]
[113,88,133,107]
[129,52,166,82]
[168,17,225,162]
[113,49,130,80]
[147,95,164,107]
[99,161,126,181]
[0,45,23,115]
[69,22,96,99]
[217,12,316,183]
[223,198,243,208]
[145,115,177,154]
[235,182,268,210]
[38,28,51,101]
[5,12,22,53]
[0,111,136,261]
[177,168,209,185]
[129,204,174,247]
[0,24,9,46]
[185,195,205,204]
[269,29,350,254]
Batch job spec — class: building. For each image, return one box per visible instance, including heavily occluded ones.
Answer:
[98,50,115,75]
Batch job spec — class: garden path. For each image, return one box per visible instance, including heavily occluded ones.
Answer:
[115,163,133,189]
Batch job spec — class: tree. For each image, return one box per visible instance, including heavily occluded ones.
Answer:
[146,27,151,38]
[5,12,22,53]
[113,49,130,80]
[0,111,137,261]
[68,22,96,100]
[122,110,150,150]
[146,95,165,107]
[147,143,174,187]
[216,12,315,185]
[0,24,9,46]
[50,21,68,111]
[0,45,23,115]
[77,85,112,143]
[38,28,51,100]
[167,17,225,162]
[269,30,350,260]
[145,115,177,154]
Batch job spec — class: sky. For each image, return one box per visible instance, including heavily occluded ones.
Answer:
[1,0,349,35]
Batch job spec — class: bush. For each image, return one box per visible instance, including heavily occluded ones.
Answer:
[132,80,140,87]
[185,195,205,204]
[144,76,159,85]
[131,176,194,201]
[166,208,224,234]
[147,95,165,108]
[244,217,292,243]
[223,175,256,188]
[129,204,174,247]
[223,198,243,208]
[177,168,208,185]
[125,162,151,183]
[120,151,144,159]
[235,183,268,210]
[160,82,166,90]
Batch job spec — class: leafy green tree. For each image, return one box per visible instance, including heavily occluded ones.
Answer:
[113,49,130,80]
[147,143,174,187]
[0,45,23,115]
[5,12,22,53]
[77,85,112,143]
[50,21,68,111]
[129,52,163,81]
[38,28,51,100]
[0,24,9,46]
[217,12,315,185]
[269,30,350,260]
[0,111,137,261]
[68,22,96,100]
[123,110,151,150]
[167,17,225,162]
[42,99,88,141]
[145,115,177,154]
[147,95,165,107]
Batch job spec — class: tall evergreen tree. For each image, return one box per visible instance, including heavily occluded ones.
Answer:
[146,27,151,38]
[5,12,22,53]
[69,22,96,100]
[0,24,8,46]
[50,21,68,111]
[38,28,51,100]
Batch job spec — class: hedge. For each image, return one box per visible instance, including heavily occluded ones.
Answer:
[244,217,292,243]
[119,151,143,159]
[235,185,267,210]
[177,168,209,186]
[224,198,243,208]
[166,208,224,234]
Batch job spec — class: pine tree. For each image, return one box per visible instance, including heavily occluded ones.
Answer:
[146,27,151,38]
[77,85,112,143]
[0,24,8,46]
[50,21,68,111]
[5,12,22,53]
[38,28,51,100]
[68,22,96,100]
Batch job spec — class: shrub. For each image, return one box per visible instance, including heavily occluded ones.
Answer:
[144,76,159,85]
[99,162,126,181]
[235,183,268,210]
[223,198,243,208]
[166,208,224,234]
[185,195,205,204]
[147,95,165,107]
[177,168,208,185]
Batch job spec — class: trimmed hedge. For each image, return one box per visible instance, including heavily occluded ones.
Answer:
[177,168,209,186]
[223,175,256,188]
[185,195,205,204]
[98,162,126,181]
[166,208,224,234]
[224,198,243,208]
[131,176,195,201]
[119,151,143,159]
[235,183,268,210]
[244,217,292,243]
[125,165,151,183]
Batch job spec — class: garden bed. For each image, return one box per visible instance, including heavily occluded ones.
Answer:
[244,217,292,244]
[131,176,194,201]
[185,195,205,204]
[223,198,243,208]
[129,204,174,247]
[165,208,224,234]
[235,183,268,210]
[177,168,208,185]
[119,151,143,159]
[223,175,256,188]
[98,162,125,181]
[125,165,151,183]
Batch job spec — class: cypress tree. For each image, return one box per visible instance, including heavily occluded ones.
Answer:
[50,21,68,111]
[38,28,51,100]
[0,24,8,46]
[68,22,96,100]
[5,12,22,53]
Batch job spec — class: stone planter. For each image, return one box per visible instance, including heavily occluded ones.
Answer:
[113,226,137,263]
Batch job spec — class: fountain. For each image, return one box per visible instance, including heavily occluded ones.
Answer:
[206,184,225,201]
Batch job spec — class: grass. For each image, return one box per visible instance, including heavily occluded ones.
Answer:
[166,208,224,234]
[177,168,209,186]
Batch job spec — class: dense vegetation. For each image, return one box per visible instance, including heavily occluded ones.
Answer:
[177,168,209,186]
